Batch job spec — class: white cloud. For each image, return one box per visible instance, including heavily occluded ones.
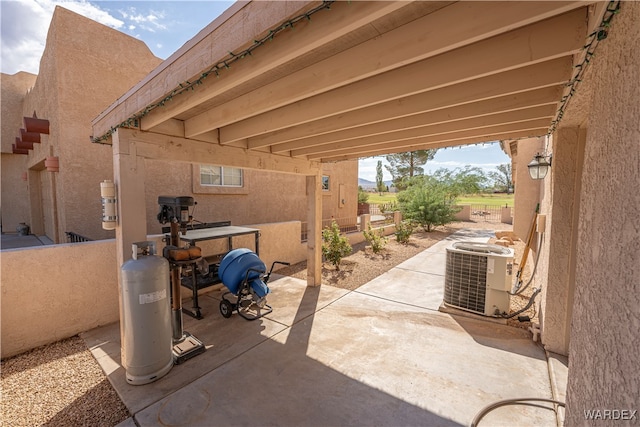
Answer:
[1,0,123,74]
[358,157,393,183]
[118,7,167,33]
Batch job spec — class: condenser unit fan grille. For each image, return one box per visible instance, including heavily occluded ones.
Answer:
[444,250,487,314]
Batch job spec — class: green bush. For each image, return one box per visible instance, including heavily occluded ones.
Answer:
[397,176,460,232]
[394,220,415,244]
[322,221,352,270]
[362,224,388,254]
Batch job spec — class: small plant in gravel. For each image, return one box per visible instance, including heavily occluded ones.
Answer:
[362,224,388,254]
[394,220,415,244]
[322,221,352,271]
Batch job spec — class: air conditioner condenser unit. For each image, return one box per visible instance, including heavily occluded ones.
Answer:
[444,241,514,317]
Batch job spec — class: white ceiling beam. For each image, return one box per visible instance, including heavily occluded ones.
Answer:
[184,1,586,137]
[292,107,555,157]
[139,1,409,132]
[215,8,586,143]
[248,59,572,149]
[319,130,549,162]
[271,87,562,153]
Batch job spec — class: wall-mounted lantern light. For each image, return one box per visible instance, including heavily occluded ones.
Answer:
[528,153,552,180]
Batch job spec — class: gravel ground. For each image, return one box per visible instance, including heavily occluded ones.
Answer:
[279,220,513,291]
[1,220,530,427]
[1,336,129,427]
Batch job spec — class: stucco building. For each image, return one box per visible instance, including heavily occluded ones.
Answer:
[1,7,358,243]
[1,2,637,424]
[503,2,638,422]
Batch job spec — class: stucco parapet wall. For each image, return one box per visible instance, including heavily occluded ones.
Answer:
[0,221,305,358]
[1,239,119,359]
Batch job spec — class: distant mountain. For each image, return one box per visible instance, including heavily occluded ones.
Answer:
[358,178,394,188]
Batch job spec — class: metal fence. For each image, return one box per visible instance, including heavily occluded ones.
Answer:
[65,231,93,243]
[301,216,359,242]
[468,205,503,223]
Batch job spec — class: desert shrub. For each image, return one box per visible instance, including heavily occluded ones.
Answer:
[322,221,352,270]
[362,224,388,254]
[398,175,464,232]
[395,220,415,244]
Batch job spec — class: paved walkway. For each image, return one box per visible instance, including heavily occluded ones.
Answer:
[83,229,561,426]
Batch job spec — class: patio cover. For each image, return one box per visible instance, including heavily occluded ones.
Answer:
[91,0,613,286]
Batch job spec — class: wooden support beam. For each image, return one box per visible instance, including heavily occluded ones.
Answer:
[185,1,586,138]
[112,128,149,351]
[289,105,556,157]
[271,87,562,153]
[306,174,322,287]
[113,129,148,266]
[311,119,550,160]
[146,118,219,143]
[120,128,320,176]
[216,9,586,143]
[249,59,572,149]
[319,129,549,162]
[141,1,408,132]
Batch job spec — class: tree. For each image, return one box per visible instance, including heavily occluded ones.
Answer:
[384,150,437,190]
[397,167,487,231]
[431,166,489,197]
[489,163,514,193]
[375,160,385,194]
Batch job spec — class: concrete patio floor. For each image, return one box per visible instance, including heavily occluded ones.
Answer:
[82,229,563,426]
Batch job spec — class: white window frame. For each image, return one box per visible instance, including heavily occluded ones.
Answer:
[200,165,243,187]
[322,175,330,191]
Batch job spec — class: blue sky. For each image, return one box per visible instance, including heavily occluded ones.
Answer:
[358,143,510,182]
[1,0,233,75]
[1,1,511,179]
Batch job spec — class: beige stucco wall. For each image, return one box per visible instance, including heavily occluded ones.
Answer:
[537,128,585,356]
[1,72,37,233]
[144,159,358,235]
[511,137,545,242]
[1,7,162,243]
[39,7,162,242]
[1,240,119,358]
[1,7,358,243]
[512,2,640,422]
[0,221,306,359]
[564,2,640,423]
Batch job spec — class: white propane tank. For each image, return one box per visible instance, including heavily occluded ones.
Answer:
[121,241,173,385]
